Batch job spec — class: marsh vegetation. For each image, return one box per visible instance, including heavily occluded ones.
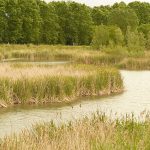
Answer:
[1,112,150,150]
[1,44,150,70]
[0,64,123,107]
[0,0,150,149]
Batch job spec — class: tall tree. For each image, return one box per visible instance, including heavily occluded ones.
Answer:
[146,31,150,49]
[4,0,22,43]
[38,1,59,44]
[92,6,111,25]
[18,0,41,44]
[108,26,124,46]
[126,27,145,52]
[69,2,93,45]
[129,2,150,24]
[52,1,71,44]
[112,2,127,9]
[92,25,109,49]
[0,0,7,43]
[138,24,150,38]
[108,7,139,34]
[53,2,93,45]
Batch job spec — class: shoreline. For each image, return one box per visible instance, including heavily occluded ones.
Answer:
[0,64,123,109]
[0,88,124,109]
[1,111,149,149]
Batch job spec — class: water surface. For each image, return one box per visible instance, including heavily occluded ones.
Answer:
[1,58,70,65]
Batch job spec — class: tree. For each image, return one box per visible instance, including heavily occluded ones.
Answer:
[52,2,93,45]
[92,25,109,49]
[108,8,139,34]
[69,2,93,45]
[4,0,22,43]
[129,2,150,24]
[126,27,145,53]
[38,1,59,44]
[0,0,149,46]
[138,24,150,38]
[18,0,41,44]
[139,32,146,49]
[108,26,124,46]
[146,31,150,49]
[112,2,127,9]
[0,0,7,43]
[52,1,71,44]
[92,6,111,25]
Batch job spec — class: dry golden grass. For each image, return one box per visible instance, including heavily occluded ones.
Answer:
[0,64,89,80]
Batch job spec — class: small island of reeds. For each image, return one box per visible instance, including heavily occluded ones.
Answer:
[0,64,123,108]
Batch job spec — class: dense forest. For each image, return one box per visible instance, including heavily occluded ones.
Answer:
[0,0,150,48]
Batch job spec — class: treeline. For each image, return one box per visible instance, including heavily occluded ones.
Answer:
[1,0,150,46]
[0,0,93,45]
[92,2,150,52]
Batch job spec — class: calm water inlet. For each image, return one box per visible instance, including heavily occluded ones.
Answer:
[0,70,150,138]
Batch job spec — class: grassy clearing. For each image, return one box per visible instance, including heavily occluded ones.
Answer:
[1,112,150,150]
[0,64,123,107]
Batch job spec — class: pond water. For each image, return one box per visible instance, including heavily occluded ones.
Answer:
[0,70,150,138]
[1,59,70,65]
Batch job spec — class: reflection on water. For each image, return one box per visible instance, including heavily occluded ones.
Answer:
[1,59,70,65]
[0,71,150,137]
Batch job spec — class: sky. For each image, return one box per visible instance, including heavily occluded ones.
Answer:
[45,0,150,7]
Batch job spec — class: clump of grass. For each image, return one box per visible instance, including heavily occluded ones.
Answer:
[0,64,123,106]
[76,54,123,66]
[1,112,150,150]
[118,58,150,70]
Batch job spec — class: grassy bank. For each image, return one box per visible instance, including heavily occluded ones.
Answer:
[0,45,118,67]
[0,64,123,107]
[0,44,150,70]
[0,45,92,61]
[1,112,150,150]
[118,58,150,70]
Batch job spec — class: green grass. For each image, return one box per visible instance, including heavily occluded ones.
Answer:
[1,112,150,150]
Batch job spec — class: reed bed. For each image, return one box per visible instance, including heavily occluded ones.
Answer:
[0,64,123,107]
[0,45,123,65]
[76,54,123,66]
[0,45,93,61]
[0,45,125,69]
[1,112,150,150]
[1,44,150,70]
[118,58,150,70]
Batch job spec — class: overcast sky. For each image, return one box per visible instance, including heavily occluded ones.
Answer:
[45,0,150,7]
